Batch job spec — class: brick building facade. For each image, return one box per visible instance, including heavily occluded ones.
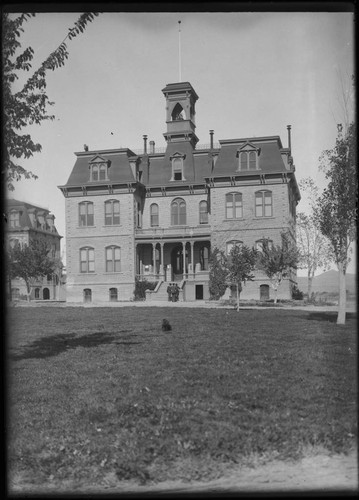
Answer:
[5,199,63,301]
[59,81,300,303]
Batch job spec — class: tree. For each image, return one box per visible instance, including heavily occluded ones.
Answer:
[227,244,257,311]
[257,233,300,303]
[208,247,228,300]
[296,211,332,299]
[296,178,333,299]
[315,122,357,324]
[2,12,100,191]
[8,239,62,301]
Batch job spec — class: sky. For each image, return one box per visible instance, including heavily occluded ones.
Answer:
[7,9,355,274]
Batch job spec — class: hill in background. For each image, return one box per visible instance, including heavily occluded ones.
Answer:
[296,270,357,295]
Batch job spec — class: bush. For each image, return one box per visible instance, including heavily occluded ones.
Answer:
[292,285,304,300]
[134,278,157,301]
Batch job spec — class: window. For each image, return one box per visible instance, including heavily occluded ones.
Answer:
[171,198,186,225]
[90,162,108,181]
[105,200,120,225]
[226,240,243,255]
[80,247,95,273]
[199,201,208,224]
[171,103,184,121]
[106,246,121,272]
[239,151,257,170]
[34,288,40,299]
[150,204,159,227]
[255,191,272,217]
[255,239,273,252]
[79,202,94,226]
[109,288,118,301]
[173,158,183,181]
[9,211,20,228]
[83,289,92,303]
[225,192,243,219]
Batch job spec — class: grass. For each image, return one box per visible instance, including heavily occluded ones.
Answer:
[6,306,358,490]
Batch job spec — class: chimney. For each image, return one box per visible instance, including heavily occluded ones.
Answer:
[149,140,155,154]
[84,144,89,151]
[143,135,148,154]
[287,125,291,153]
[210,130,214,150]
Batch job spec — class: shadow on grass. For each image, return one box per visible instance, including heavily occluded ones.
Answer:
[10,330,140,360]
[306,312,357,323]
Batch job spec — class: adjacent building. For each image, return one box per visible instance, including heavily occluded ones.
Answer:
[5,199,63,300]
[59,81,300,303]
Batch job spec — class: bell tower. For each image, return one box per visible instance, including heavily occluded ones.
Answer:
[162,82,199,148]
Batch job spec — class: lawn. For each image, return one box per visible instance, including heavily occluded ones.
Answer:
[6,306,357,491]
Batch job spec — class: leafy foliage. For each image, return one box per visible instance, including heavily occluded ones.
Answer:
[316,122,357,270]
[8,239,62,300]
[2,12,100,190]
[134,278,157,301]
[315,122,357,324]
[257,233,300,303]
[226,244,258,310]
[208,247,228,300]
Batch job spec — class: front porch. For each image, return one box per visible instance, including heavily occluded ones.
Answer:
[135,235,211,294]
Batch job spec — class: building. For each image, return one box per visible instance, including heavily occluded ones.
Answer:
[5,199,63,301]
[59,81,300,304]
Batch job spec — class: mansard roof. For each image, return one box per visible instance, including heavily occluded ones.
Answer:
[212,136,289,177]
[63,148,137,187]
[6,199,60,235]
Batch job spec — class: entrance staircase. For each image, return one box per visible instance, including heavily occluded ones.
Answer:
[146,280,185,302]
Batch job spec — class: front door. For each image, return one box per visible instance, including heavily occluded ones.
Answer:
[43,288,50,300]
[171,245,188,281]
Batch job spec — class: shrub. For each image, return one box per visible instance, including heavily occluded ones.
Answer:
[134,278,157,301]
[292,284,304,300]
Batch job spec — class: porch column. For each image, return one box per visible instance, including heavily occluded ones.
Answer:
[152,242,157,275]
[190,241,195,278]
[182,241,186,278]
[159,242,164,279]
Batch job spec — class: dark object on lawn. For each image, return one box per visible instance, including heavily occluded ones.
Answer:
[162,319,172,331]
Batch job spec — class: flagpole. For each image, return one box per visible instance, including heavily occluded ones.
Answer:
[178,20,181,82]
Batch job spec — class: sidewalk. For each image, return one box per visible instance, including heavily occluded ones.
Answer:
[10,299,357,313]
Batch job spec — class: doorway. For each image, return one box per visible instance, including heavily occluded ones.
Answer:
[195,284,204,300]
[43,288,50,300]
[171,245,188,281]
[260,284,270,301]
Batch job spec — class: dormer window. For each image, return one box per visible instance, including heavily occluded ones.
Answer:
[237,142,260,171]
[9,210,20,228]
[170,152,186,181]
[89,156,110,182]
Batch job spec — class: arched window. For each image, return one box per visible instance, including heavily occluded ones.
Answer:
[171,102,184,121]
[34,288,40,299]
[79,201,94,226]
[199,201,208,224]
[80,247,95,273]
[150,203,159,227]
[225,192,243,219]
[238,148,259,170]
[171,198,186,225]
[83,289,92,303]
[255,190,272,217]
[105,200,120,225]
[226,240,243,255]
[106,246,121,272]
